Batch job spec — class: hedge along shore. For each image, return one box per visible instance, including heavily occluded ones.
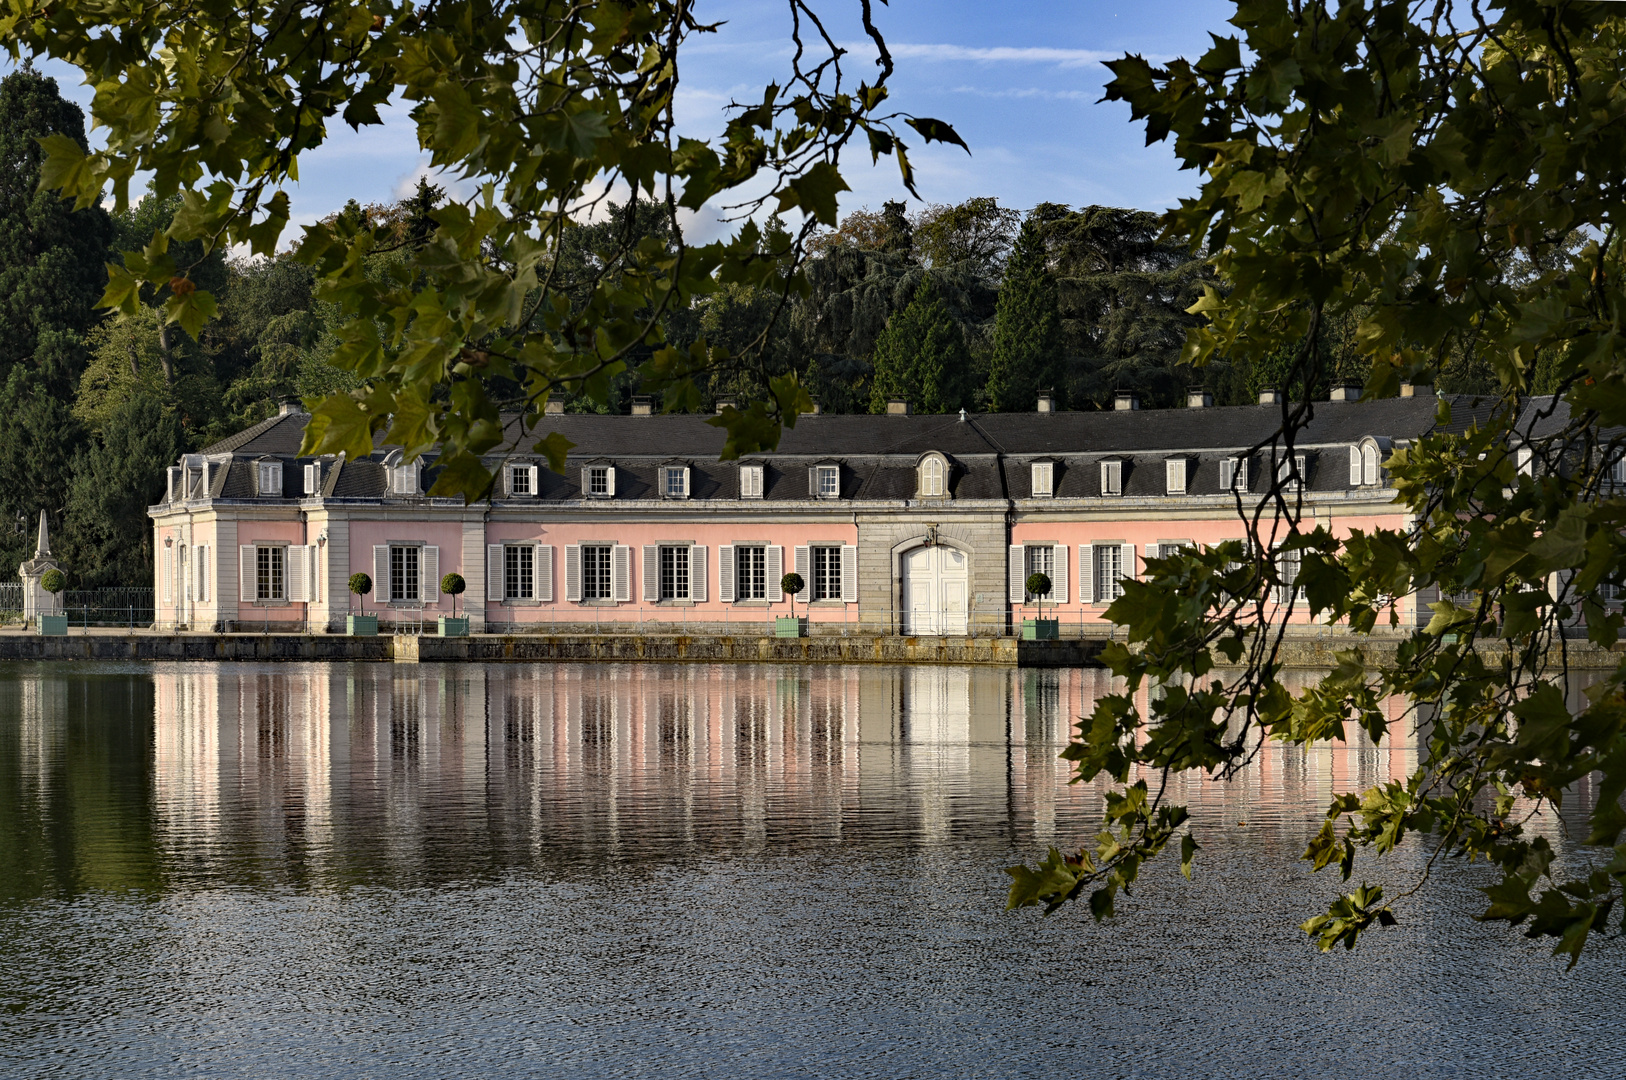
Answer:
[0,629,1621,670]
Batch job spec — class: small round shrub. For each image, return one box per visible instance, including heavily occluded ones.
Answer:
[1025,572,1052,599]
[780,572,804,596]
[349,573,373,596]
[40,569,65,594]
[441,573,466,596]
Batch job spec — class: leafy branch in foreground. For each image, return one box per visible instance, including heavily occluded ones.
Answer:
[6,0,966,498]
[1010,0,1626,967]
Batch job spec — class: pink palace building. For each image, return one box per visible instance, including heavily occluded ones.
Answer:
[149,387,1462,637]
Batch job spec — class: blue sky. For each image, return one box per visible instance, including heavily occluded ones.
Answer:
[20,0,1237,238]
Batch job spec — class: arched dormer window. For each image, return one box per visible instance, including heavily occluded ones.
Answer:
[382,449,419,496]
[918,453,948,498]
[1348,437,1391,487]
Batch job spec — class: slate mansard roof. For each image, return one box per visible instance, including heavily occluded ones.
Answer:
[178,395,1463,507]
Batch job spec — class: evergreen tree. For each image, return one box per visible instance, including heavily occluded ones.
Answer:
[0,368,84,575]
[867,276,974,414]
[0,67,114,394]
[61,394,184,587]
[986,218,1062,411]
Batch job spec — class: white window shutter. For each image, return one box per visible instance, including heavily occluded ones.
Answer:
[240,545,257,604]
[768,545,783,601]
[719,545,735,603]
[1238,458,1250,490]
[536,544,553,602]
[642,545,659,601]
[487,545,505,601]
[192,546,205,602]
[794,545,810,582]
[1051,546,1068,604]
[841,544,858,602]
[579,466,589,496]
[1126,545,1139,580]
[163,547,174,604]
[564,545,582,602]
[1295,454,1307,485]
[287,546,308,602]
[1220,458,1234,491]
[374,545,390,603]
[1008,544,1025,604]
[310,546,321,602]
[1146,542,1159,566]
[528,465,539,496]
[682,467,691,497]
[612,545,631,602]
[1166,458,1185,494]
[1079,545,1095,605]
[423,546,440,604]
[691,546,707,602]
[1350,445,1363,486]
[606,466,616,496]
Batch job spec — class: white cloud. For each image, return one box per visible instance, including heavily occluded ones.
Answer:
[945,85,1098,101]
[884,43,1118,68]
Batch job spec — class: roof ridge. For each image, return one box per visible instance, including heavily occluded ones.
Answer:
[201,412,291,455]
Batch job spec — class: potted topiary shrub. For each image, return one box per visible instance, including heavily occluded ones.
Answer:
[438,572,469,636]
[1021,572,1058,640]
[38,569,67,636]
[348,572,378,636]
[776,572,805,637]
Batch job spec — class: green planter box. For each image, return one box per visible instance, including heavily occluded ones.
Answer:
[774,616,805,638]
[37,614,67,636]
[438,616,470,638]
[347,614,379,637]
[1021,618,1060,640]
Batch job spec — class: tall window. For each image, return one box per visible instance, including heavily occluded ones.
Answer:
[812,546,842,600]
[920,457,945,497]
[256,546,285,601]
[390,545,421,603]
[1275,549,1302,603]
[735,545,767,600]
[1362,443,1380,486]
[1030,461,1053,497]
[664,466,689,498]
[1025,545,1055,601]
[582,545,612,600]
[816,465,840,499]
[588,466,610,496]
[740,464,764,499]
[504,545,534,600]
[1094,544,1126,602]
[659,545,691,600]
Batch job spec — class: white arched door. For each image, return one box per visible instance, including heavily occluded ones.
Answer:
[902,545,969,636]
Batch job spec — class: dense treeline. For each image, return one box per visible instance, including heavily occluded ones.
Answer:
[0,68,1495,586]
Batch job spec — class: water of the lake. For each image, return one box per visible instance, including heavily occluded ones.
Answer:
[0,661,1618,1078]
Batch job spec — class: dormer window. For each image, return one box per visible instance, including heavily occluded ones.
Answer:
[1613,454,1626,486]
[257,461,283,497]
[663,465,691,499]
[583,464,614,497]
[390,460,418,495]
[815,464,840,499]
[1221,456,1249,492]
[918,455,947,498]
[1030,461,1054,498]
[740,463,764,499]
[1276,453,1308,492]
[1349,438,1385,487]
[1165,457,1187,495]
[1100,460,1123,497]
[303,462,321,496]
[507,463,539,497]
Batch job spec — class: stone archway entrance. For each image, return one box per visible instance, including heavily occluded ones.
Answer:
[901,545,968,636]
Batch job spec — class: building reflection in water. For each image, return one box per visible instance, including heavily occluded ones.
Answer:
[11,660,1584,896]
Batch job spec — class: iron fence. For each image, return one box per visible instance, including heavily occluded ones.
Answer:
[0,585,155,628]
[0,582,19,625]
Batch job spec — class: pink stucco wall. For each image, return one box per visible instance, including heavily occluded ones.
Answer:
[346,521,468,614]
[483,520,858,625]
[1011,508,1414,625]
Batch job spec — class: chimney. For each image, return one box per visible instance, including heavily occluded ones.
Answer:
[1186,387,1213,408]
[278,396,304,416]
[714,398,735,415]
[808,400,822,415]
[544,394,565,415]
[1399,382,1416,398]
[630,395,654,416]
[1259,387,1282,406]
[1114,391,1140,411]
[886,398,912,416]
[1036,391,1054,414]
[1330,382,1362,402]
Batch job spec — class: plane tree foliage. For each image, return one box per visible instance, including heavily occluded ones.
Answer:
[1005,0,1626,967]
[7,0,966,499]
